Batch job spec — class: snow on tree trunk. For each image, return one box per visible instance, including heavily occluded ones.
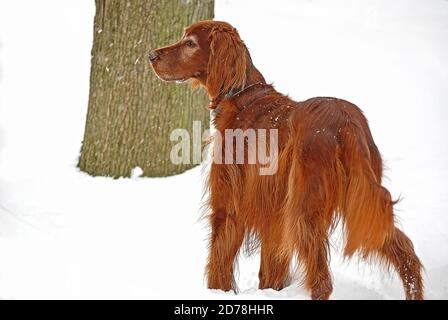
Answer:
[79,0,213,177]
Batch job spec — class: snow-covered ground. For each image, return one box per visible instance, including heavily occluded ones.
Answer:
[0,0,447,299]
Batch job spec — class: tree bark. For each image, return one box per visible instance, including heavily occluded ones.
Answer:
[79,0,213,177]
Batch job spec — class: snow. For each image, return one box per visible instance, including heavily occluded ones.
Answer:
[131,167,144,179]
[0,0,448,299]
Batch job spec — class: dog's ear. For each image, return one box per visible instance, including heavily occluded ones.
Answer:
[206,26,247,100]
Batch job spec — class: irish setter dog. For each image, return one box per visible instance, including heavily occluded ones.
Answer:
[149,20,423,300]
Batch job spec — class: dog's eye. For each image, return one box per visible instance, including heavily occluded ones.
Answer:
[185,40,195,47]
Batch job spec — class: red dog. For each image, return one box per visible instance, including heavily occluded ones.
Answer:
[149,20,423,300]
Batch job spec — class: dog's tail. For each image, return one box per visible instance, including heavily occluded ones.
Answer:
[339,122,424,299]
[339,123,395,257]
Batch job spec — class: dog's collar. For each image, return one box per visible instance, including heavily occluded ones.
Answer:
[225,82,265,98]
[209,82,266,110]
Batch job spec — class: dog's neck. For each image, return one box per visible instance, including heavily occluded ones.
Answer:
[244,62,266,91]
[208,57,266,109]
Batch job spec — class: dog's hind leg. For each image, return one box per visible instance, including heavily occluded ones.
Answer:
[285,147,341,300]
[295,215,333,300]
[206,208,245,292]
[258,222,292,291]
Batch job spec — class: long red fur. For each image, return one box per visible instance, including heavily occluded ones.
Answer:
[150,20,424,300]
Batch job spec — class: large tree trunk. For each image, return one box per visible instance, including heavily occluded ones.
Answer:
[79,0,213,177]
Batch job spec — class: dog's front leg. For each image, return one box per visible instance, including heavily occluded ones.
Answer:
[206,208,244,292]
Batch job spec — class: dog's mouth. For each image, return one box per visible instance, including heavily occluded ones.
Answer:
[153,70,198,84]
[150,60,202,83]
[161,75,189,83]
[152,70,186,83]
[174,72,202,83]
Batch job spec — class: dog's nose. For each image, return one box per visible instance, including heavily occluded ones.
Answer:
[148,50,160,63]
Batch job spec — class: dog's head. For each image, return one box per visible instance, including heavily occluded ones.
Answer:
[149,20,248,101]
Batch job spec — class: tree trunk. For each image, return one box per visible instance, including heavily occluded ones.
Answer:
[79,0,213,178]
